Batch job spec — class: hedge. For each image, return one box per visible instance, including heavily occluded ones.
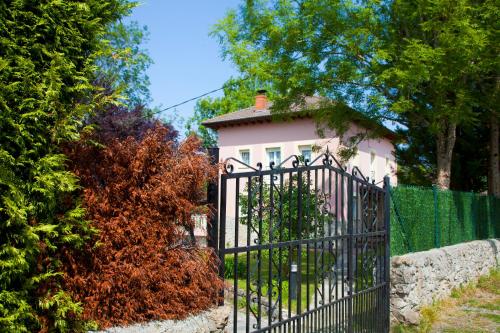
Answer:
[390,185,499,256]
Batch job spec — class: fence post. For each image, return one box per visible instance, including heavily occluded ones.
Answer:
[206,147,219,251]
[383,176,391,332]
[432,185,440,248]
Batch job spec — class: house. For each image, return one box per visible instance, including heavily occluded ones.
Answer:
[203,91,397,182]
[202,91,397,246]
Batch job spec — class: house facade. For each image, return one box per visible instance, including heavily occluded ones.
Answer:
[202,92,397,246]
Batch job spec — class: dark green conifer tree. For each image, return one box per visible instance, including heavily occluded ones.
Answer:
[0,1,132,331]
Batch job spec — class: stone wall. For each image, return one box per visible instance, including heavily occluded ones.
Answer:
[390,239,499,324]
[92,306,230,333]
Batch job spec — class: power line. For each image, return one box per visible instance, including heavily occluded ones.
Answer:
[152,86,225,115]
[152,77,251,116]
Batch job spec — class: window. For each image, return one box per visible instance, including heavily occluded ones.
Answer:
[266,147,281,167]
[370,152,376,181]
[299,145,312,164]
[239,149,250,165]
[385,157,390,176]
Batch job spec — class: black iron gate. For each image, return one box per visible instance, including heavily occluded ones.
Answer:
[212,150,390,333]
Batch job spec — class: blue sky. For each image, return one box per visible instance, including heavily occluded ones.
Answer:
[125,1,240,127]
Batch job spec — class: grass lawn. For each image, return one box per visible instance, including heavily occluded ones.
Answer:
[224,250,340,314]
[392,269,500,333]
[227,277,318,315]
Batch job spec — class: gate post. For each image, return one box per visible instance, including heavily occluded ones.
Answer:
[218,174,227,305]
[206,147,225,305]
[383,176,391,332]
[207,147,219,251]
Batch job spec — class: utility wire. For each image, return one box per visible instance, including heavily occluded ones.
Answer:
[152,76,251,116]
[152,86,225,115]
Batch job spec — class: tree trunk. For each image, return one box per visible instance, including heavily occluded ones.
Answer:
[436,121,457,189]
[489,112,500,197]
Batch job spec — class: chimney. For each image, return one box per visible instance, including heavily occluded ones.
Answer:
[255,89,267,111]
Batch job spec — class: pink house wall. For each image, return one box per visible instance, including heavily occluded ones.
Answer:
[218,117,397,184]
[216,117,397,247]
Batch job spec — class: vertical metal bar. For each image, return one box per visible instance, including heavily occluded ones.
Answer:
[297,170,303,333]
[341,171,345,331]
[363,290,366,332]
[306,168,311,320]
[333,170,338,333]
[364,289,367,332]
[354,180,359,331]
[358,179,364,328]
[234,178,240,333]
[372,287,375,333]
[219,174,227,305]
[288,172,293,332]
[269,173,274,331]
[367,290,376,332]
[330,167,339,332]
[365,182,369,290]
[354,180,359,295]
[278,172,284,331]
[375,189,380,329]
[366,290,369,333]
[257,173,264,330]
[206,147,219,251]
[314,169,321,333]
[347,175,354,333]
[374,215,379,333]
[246,177,252,333]
[384,176,391,332]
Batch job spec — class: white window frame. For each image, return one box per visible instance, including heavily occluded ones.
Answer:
[298,144,313,164]
[235,146,253,169]
[385,155,391,176]
[265,146,282,168]
[239,149,251,166]
[370,150,376,182]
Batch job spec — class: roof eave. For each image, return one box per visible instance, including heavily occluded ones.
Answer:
[202,111,398,141]
[202,116,272,130]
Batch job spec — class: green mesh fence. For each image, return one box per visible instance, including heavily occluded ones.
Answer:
[390,185,500,256]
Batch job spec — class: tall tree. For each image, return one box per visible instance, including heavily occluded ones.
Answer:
[385,0,489,189]
[475,0,500,197]
[397,117,491,193]
[488,107,500,196]
[212,0,495,189]
[0,1,132,331]
[96,20,153,107]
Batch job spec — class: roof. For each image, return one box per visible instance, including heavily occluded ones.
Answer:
[201,96,396,140]
[201,96,322,127]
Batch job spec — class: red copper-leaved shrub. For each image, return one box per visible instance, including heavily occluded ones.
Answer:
[61,124,222,328]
